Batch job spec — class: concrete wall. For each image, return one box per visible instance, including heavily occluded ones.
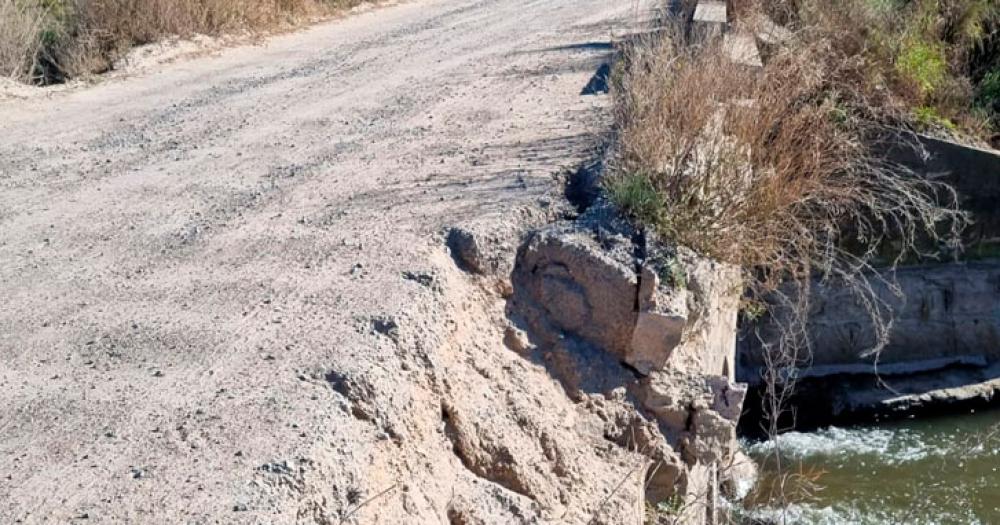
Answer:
[736,136,1000,421]
[885,133,1000,252]
[739,261,1000,383]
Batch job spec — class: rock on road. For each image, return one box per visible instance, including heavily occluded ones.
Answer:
[0,1,654,523]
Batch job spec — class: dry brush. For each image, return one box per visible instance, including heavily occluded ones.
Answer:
[606,8,969,517]
[1,0,369,84]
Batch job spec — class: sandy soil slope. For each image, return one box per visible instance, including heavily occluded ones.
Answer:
[0,1,655,523]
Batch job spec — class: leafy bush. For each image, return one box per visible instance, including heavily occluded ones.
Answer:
[978,69,1000,120]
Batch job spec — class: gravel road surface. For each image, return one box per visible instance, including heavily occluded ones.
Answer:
[0,1,653,523]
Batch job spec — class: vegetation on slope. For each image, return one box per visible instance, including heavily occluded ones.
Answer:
[606,3,970,487]
[756,0,1000,143]
[1,0,369,84]
[609,26,964,302]
[608,2,990,518]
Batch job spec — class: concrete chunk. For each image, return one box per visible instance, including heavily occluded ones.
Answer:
[511,224,639,359]
[753,14,793,47]
[626,265,690,375]
[723,32,763,68]
[693,1,727,24]
[692,1,727,42]
[629,312,687,375]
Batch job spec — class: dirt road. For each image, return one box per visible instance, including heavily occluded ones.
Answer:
[0,1,653,523]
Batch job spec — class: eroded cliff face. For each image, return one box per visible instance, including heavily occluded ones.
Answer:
[443,202,752,524]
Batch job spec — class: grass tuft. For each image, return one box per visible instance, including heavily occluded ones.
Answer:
[606,171,664,227]
[914,105,958,131]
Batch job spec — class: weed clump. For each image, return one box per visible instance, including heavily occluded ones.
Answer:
[897,37,948,98]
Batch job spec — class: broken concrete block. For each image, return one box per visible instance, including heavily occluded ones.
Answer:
[693,1,727,24]
[638,370,702,437]
[628,312,687,375]
[673,253,742,379]
[637,264,660,311]
[511,224,639,359]
[723,32,762,68]
[753,14,793,48]
[692,1,727,42]
[706,375,747,423]
[626,265,690,375]
[506,213,754,518]
[686,408,737,465]
[644,446,685,503]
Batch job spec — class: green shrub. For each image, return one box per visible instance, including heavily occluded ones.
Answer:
[914,105,958,131]
[978,69,1000,113]
[896,37,948,98]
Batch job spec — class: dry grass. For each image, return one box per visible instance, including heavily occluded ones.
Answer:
[610,28,963,295]
[0,1,47,79]
[0,0,369,84]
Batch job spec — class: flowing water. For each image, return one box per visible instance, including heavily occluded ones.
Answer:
[743,408,1000,524]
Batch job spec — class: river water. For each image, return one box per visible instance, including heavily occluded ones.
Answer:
[742,408,1000,524]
